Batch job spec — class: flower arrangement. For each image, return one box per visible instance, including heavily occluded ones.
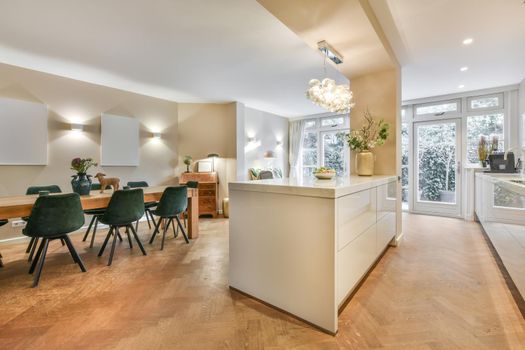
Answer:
[346,110,389,152]
[71,158,98,174]
[489,134,499,154]
[477,135,489,165]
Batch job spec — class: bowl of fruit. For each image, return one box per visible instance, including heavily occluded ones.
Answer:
[313,167,336,180]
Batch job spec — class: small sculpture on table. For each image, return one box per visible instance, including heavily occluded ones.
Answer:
[94,173,120,193]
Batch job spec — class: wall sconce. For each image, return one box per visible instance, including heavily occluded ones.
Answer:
[276,140,283,146]
[247,136,257,143]
[152,132,161,139]
[71,123,84,132]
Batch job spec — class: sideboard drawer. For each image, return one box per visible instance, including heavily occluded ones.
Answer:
[199,189,216,197]
[199,183,216,190]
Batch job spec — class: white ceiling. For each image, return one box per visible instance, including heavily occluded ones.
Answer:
[372,0,525,101]
[0,0,349,117]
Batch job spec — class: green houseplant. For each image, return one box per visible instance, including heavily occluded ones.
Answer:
[346,110,389,176]
[70,157,98,195]
[183,155,193,173]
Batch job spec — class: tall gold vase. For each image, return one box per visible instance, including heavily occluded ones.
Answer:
[356,151,374,176]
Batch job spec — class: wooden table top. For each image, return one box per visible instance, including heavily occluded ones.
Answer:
[0,186,197,220]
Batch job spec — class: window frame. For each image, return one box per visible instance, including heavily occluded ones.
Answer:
[414,99,461,118]
[299,114,350,177]
[466,93,504,113]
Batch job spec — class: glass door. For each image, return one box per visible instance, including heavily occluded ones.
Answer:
[320,130,348,176]
[413,119,462,216]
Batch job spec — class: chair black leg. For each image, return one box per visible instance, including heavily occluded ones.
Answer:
[28,237,40,262]
[117,231,123,242]
[128,225,147,255]
[60,238,65,246]
[32,239,50,288]
[29,238,46,274]
[148,210,157,229]
[171,218,177,238]
[83,215,96,241]
[160,219,171,251]
[107,227,119,266]
[26,237,35,253]
[63,236,87,272]
[175,216,190,244]
[89,217,99,248]
[125,227,133,249]
[149,217,162,244]
[98,227,114,256]
[145,209,152,229]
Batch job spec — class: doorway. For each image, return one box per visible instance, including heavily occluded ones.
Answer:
[413,119,462,217]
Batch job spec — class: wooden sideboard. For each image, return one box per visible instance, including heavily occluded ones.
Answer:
[180,172,218,218]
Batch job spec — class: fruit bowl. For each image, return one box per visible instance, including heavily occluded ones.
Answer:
[313,167,336,180]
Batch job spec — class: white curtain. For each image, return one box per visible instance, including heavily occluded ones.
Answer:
[289,119,306,178]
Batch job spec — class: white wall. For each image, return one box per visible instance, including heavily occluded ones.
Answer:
[236,103,289,180]
[519,79,525,146]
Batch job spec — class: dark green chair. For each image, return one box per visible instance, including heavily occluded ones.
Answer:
[24,185,63,262]
[82,183,121,248]
[127,181,157,230]
[23,193,86,287]
[149,186,190,250]
[97,189,147,266]
[0,219,7,268]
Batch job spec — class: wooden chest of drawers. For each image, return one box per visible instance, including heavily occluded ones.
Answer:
[180,172,218,218]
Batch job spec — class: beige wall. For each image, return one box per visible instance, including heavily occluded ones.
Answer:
[176,103,237,211]
[350,69,399,175]
[0,63,179,239]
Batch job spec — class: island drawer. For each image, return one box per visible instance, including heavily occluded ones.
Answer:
[337,188,377,251]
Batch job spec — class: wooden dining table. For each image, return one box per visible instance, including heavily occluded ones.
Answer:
[0,186,199,238]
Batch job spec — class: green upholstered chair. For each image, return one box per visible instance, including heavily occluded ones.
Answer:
[0,219,7,268]
[149,186,190,250]
[82,183,121,248]
[24,185,63,262]
[23,193,86,287]
[127,181,157,230]
[97,189,147,266]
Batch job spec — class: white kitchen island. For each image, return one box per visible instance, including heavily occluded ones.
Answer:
[229,175,399,334]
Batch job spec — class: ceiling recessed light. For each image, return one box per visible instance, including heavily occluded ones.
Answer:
[460,66,469,72]
[458,84,465,89]
[462,38,473,45]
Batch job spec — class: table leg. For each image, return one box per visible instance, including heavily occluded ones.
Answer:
[187,196,199,239]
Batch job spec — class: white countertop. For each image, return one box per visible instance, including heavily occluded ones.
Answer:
[229,175,397,198]
[476,173,525,196]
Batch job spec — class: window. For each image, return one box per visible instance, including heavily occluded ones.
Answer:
[415,100,460,117]
[302,131,318,177]
[467,93,503,112]
[466,113,504,164]
[300,114,349,177]
[321,116,345,128]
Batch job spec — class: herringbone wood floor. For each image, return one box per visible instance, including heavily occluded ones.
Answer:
[0,214,524,349]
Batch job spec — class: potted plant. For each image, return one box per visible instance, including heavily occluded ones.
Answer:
[70,157,98,195]
[478,135,489,167]
[183,155,193,173]
[346,109,389,176]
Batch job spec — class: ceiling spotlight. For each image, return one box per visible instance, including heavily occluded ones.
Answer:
[458,84,465,89]
[462,38,473,45]
[460,66,469,72]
